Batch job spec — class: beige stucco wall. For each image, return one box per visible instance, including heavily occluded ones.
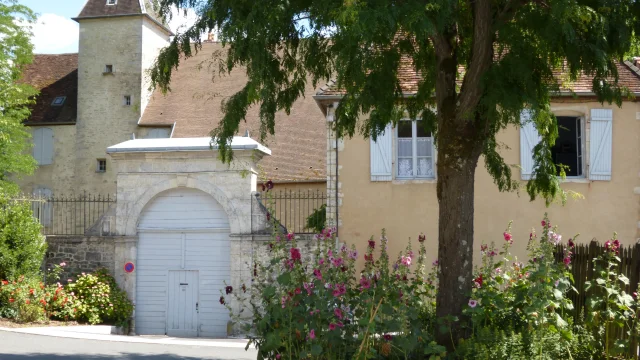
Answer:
[17,125,77,195]
[336,100,640,267]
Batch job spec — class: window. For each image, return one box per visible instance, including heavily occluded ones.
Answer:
[396,120,435,178]
[106,0,117,5]
[146,128,171,138]
[97,159,107,173]
[51,96,66,106]
[552,116,584,177]
[104,64,113,74]
[123,95,131,106]
[32,127,53,165]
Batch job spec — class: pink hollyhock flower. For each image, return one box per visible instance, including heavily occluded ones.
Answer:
[59,262,66,267]
[432,259,439,266]
[332,257,344,267]
[276,354,281,359]
[313,268,322,280]
[334,308,343,320]
[563,256,571,266]
[340,245,347,253]
[503,232,513,244]
[348,250,358,260]
[329,323,336,331]
[336,321,344,328]
[318,258,325,265]
[309,329,316,340]
[359,277,371,290]
[286,232,295,241]
[327,249,333,258]
[541,220,546,227]
[633,292,637,299]
[303,282,314,295]
[295,287,301,295]
[468,299,478,308]
[281,296,287,308]
[401,256,411,267]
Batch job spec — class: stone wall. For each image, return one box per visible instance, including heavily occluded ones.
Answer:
[45,236,116,280]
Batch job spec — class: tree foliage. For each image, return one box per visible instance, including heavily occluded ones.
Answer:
[0,0,37,194]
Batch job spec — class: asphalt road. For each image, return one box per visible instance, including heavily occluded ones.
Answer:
[0,331,258,360]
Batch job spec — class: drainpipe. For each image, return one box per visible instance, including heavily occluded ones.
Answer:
[334,104,339,249]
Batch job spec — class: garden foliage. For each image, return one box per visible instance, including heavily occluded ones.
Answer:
[223,215,640,359]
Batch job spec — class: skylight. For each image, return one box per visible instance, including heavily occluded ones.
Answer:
[51,96,66,106]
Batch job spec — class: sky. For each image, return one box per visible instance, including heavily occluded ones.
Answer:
[19,0,203,54]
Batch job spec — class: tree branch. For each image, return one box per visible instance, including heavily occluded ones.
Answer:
[457,0,494,122]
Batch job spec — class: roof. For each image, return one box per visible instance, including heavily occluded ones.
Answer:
[316,59,640,97]
[106,136,271,155]
[20,54,78,125]
[139,42,327,182]
[75,0,171,34]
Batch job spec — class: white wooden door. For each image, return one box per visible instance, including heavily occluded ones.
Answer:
[167,270,198,337]
[136,188,231,337]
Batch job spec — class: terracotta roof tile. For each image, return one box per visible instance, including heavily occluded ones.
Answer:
[140,43,327,182]
[20,54,78,125]
[317,58,640,96]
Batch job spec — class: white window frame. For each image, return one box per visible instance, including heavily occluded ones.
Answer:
[106,0,117,5]
[554,115,586,179]
[395,119,436,180]
[123,95,131,106]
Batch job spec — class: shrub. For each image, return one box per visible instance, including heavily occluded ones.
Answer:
[66,269,133,328]
[305,204,326,234]
[0,274,74,323]
[0,194,46,280]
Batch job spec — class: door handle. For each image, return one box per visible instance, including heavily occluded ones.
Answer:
[196,302,199,313]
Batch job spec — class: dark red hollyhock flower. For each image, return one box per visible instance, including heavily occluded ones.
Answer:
[368,239,376,249]
[268,243,274,251]
[341,266,348,272]
[266,212,271,221]
[402,275,408,282]
[364,254,373,262]
[474,274,483,288]
[266,180,274,191]
[261,183,266,192]
[290,247,302,262]
[418,234,426,243]
[568,239,575,248]
[219,296,225,305]
[253,263,258,277]
[225,286,233,295]
[383,334,393,341]
[242,284,247,293]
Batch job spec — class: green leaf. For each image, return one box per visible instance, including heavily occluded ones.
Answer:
[555,313,568,328]
[618,275,630,285]
[311,344,322,356]
[277,272,291,285]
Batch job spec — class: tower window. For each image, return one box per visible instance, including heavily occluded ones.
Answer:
[97,159,107,173]
[106,0,117,5]
[104,64,113,74]
[123,95,131,106]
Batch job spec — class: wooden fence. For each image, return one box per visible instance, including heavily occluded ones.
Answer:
[555,241,640,358]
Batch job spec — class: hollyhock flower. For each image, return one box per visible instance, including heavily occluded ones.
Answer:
[568,238,575,248]
[332,257,344,267]
[489,251,497,257]
[563,256,571,266]
[336,322,344,328]
[364,254,373,262]
[432,259,439,267]
[633,292,637,299]
[59,262,66,267]
[324,282,332,289]
[368,239,376,249]
[309,329,316,340]
[290,247,301,262]
[313,268,322,280]
[340,245,347,253]
[503,232,513,243]
[360,277,371,290]
[541,220,546,227]
[303,282,314,295]
[329,323,336,331]
[383,334,393,341]
[281,296,287,308]
[480,244,488,253]
[468,299,478,308]
[398,290,403,299]
[276,354,281,360]
[473,274,483,288]
[266,180,274,191]
[318,258,325,265]
[286,232,295,241]
[219,296,225,305]
[401,256,412,267]
[554,280,560,287]
[418,234,426,243]
[225,286,233,295]
[67,279,72,282]
[348,250,358,260]
[495,267,502,274]
[334,308,343,319]
[294,287,302,295]
[332,283,346,297]
[266,212,271,221]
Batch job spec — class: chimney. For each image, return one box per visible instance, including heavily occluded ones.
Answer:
[634,57,640,68]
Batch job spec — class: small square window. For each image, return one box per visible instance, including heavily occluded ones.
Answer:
[123,95,131,106]
[97,159,107,173]
[106,0,117,5]
[51,96,66,106]
[104,64,113,74]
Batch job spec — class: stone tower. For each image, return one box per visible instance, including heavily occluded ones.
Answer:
[73,0,172,194]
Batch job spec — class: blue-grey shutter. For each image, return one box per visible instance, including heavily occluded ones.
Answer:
[370,124,393,181]
[520,110,539,180]
[33,128,53,165]
[589,109,613,181]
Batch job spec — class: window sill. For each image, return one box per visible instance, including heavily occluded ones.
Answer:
[393,178,437,184]
[560,178,590,183]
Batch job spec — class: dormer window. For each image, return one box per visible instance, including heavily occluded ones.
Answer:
[107,0,117,5]
[103,64,113,74]
[51,96,66,106]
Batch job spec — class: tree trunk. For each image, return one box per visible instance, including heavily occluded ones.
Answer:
[434,131,482,350]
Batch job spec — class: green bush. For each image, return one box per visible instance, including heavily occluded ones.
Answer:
[305,204,326,233]
[66,269,133,328]
[0,194,46,280]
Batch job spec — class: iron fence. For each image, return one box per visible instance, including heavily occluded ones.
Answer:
[28,193,115,235]
[258,189,327,234]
